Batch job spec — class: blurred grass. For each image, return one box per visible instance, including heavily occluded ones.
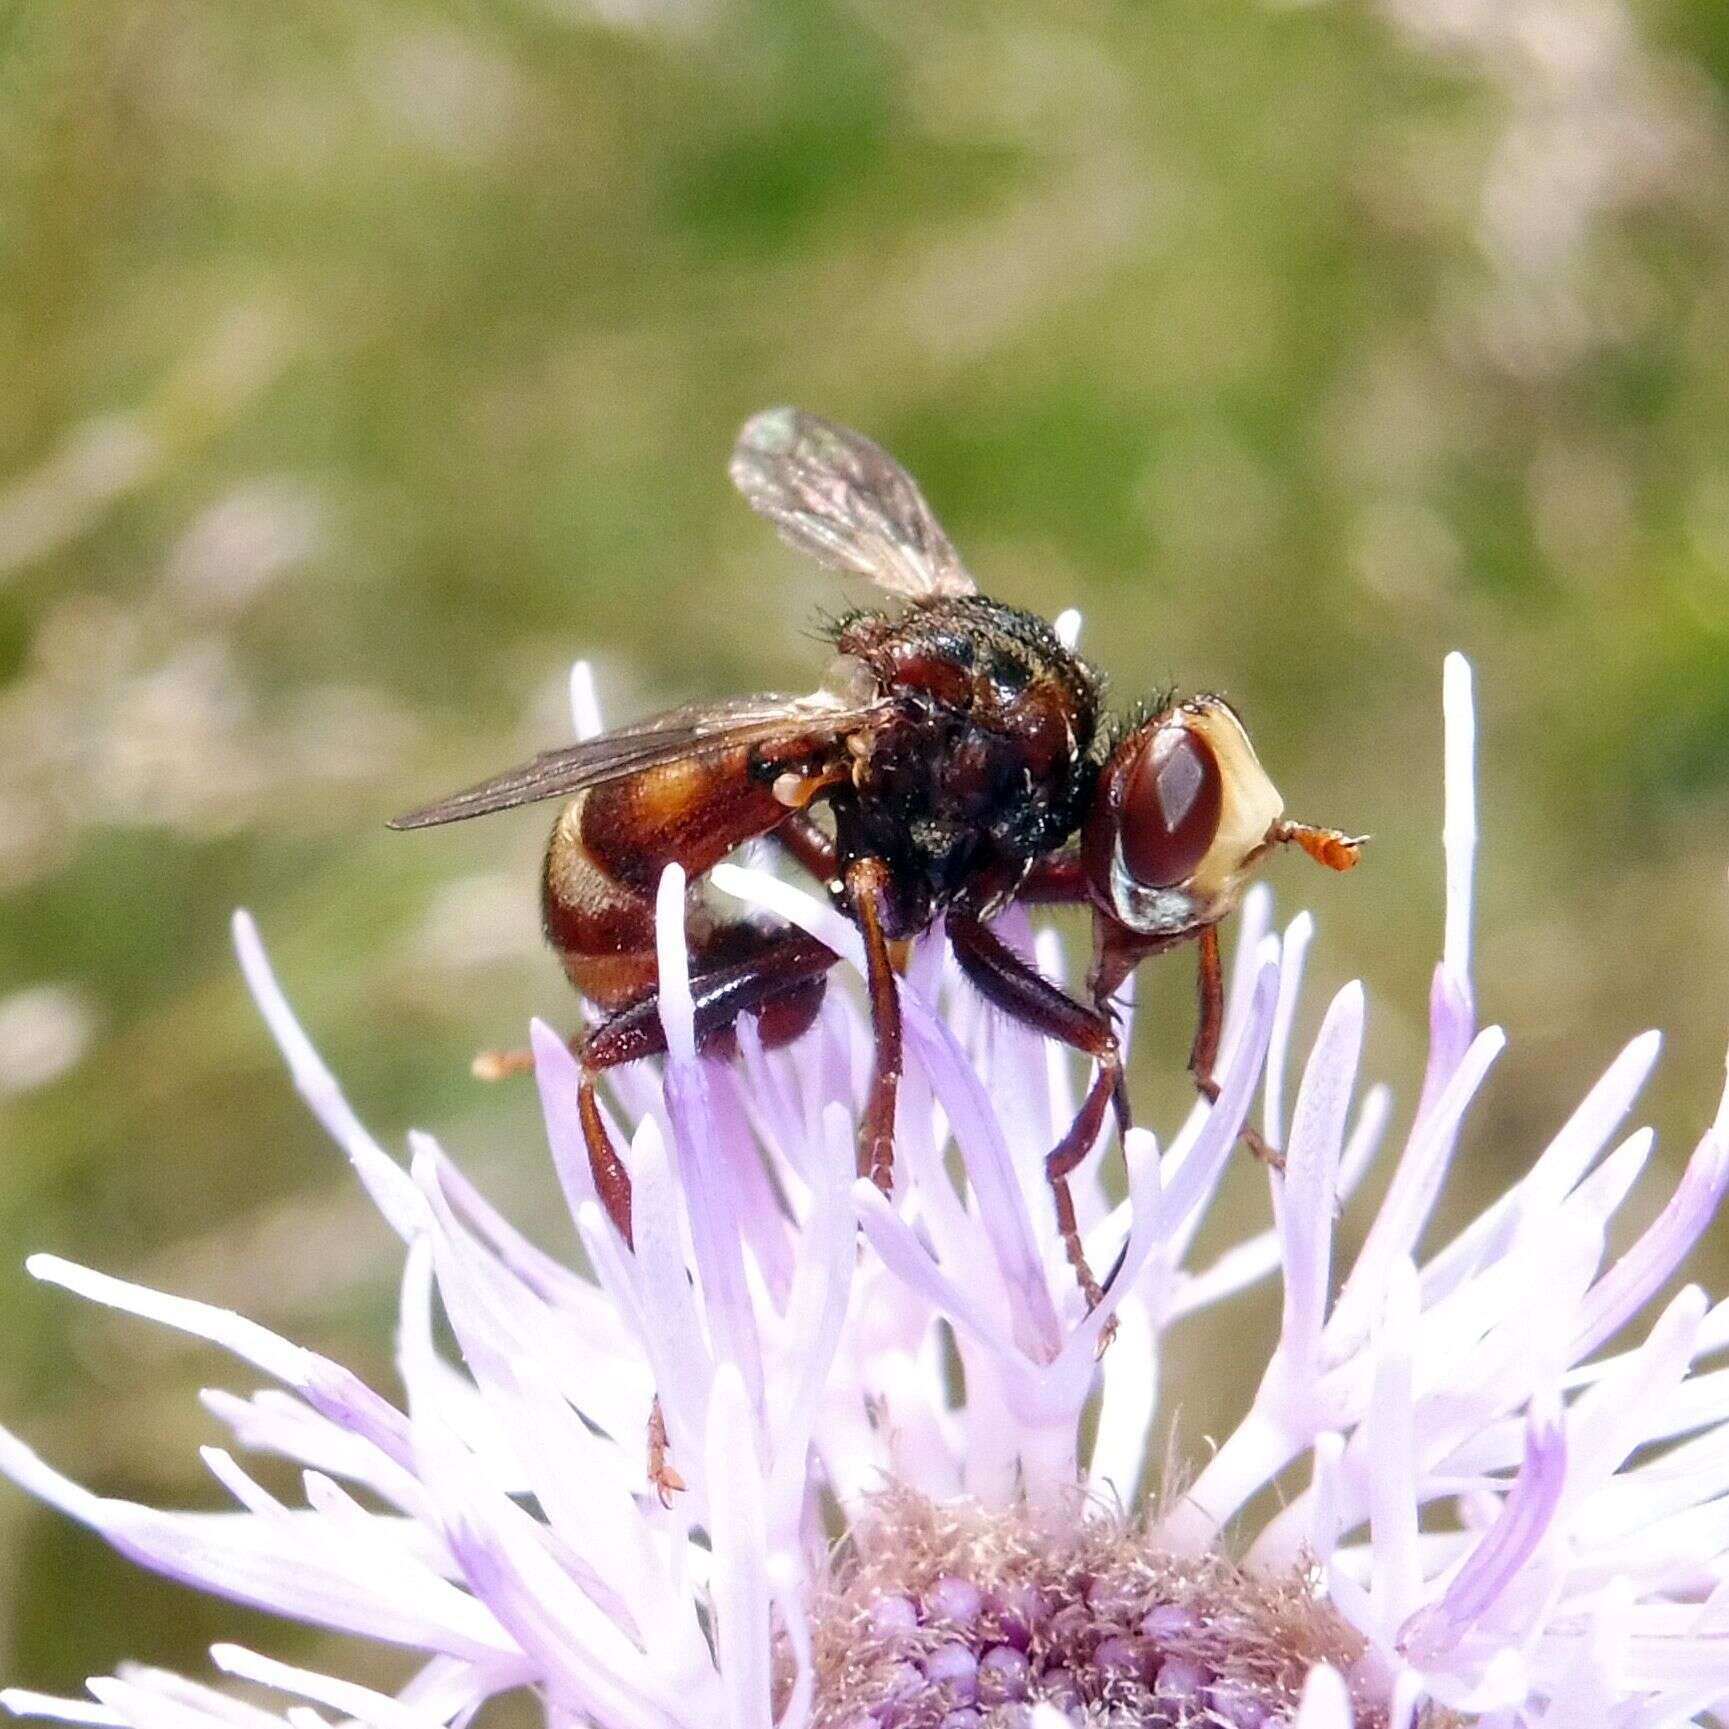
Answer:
[1,0,1728,1691]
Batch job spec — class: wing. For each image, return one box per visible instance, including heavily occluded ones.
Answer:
[729,406,976,602]
[388,692,877,830]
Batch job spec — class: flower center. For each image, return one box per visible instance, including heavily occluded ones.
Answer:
[805,1496,1373,1729]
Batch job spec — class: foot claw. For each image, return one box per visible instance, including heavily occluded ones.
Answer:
[647,1399,684,1507]
[859,1130,895,1194]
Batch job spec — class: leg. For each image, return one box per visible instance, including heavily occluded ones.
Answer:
[1189,923,1281,1169]
[1271,819,1365,874]
[577,935,838,1221]
[576,925,837,1506]
[579,1071,637,1246]
[478,929,838,1241]
[646,1397,684,1506]
[578,926,838,1073]
[845,857,903,1193]
[947,912,1124,1314]
[772,811,839,886]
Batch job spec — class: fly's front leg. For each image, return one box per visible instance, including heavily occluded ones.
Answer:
[1190,923,1281,1170]
[947,912,1125,1324]
[845,856,903,1194]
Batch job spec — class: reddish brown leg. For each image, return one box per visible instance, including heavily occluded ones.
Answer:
[773,811,839,886]
[570,927,838,1504]
[571,926,839,1234]
[578,1074,682,1504]
[845,857,903,1193]
[578,1072,636,1246]
[947,912,1124,1318]
[1190,923,1282,1170]
[1045,1063,1121,1323]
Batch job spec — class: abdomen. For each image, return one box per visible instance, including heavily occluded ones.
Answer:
[542,748,788,1010]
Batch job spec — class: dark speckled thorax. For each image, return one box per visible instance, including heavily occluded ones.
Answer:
[827,595,1104,938]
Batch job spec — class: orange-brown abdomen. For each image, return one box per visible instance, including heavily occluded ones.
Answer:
[542,746,790,1010]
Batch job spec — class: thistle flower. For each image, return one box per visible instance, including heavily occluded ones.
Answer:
[4,651,1729,1729]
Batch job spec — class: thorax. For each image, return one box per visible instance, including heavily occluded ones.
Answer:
[830,597,1100,936]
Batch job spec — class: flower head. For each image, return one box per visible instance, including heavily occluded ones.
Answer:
[3,651,1729,1729]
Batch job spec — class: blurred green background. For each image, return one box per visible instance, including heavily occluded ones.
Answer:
[1,0,1728,1695]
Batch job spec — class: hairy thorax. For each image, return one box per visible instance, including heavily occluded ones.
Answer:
[831,597,1101,937]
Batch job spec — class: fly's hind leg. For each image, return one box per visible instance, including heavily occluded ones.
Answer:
[572,924,838,1505]
[947,911,1127,1327]
[1189,923,1282,1170]
[573,925,841,1232]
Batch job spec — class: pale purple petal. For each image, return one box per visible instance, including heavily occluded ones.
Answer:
[1441,652,1476,997]
[708,1064,796,1305]
[1168,1083,1391,1322]
[853,1183,1021,1363]
[1367,1260,1422,1640]
[0,1425,512,1658]
[1572,1115,1729,1360]
[654,864,697,1064]
[197,1388,425,1515]
[1294,1664,1353,1729]
[1278,982,1365,1375]
[663,1058,765,1405]
[2,1693,126,1728]
[529,1021,608,1236]
[895,1006,1064,1362]
[711,861,1065,1358]
[706,1367,772,1729]
[610,1120,712,1477]
[1398,1405,1567,1663]
[1086,1299,1157,1499]
[764,1105,856,1540]
[1146,963,1279,1239]
[83,1679,272,1729]
[1263,912,1315,1152]
[1327,1023,1506,1355]
[231,912,426,1241]
[26,1257,413,1470]
[396,1247,687,1726]
[568,660,602,741]
[208,1647,438,1729]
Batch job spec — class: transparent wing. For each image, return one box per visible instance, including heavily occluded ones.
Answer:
[729,407,976,602]
[389,692,875,829]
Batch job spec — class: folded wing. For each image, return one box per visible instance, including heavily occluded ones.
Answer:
[389,692,878,829]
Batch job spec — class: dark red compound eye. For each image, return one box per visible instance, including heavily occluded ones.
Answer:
[1119,724,1223,888]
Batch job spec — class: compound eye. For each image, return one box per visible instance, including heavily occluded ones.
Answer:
[1120,723,1223,888]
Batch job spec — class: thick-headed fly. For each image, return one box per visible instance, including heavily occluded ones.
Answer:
[392,407,1364,1315]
